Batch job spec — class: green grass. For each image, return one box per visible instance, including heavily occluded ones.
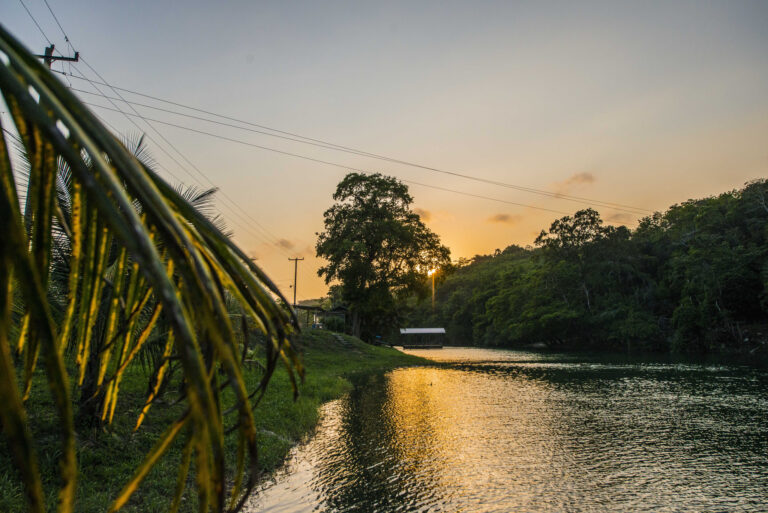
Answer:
[0,330,425,512]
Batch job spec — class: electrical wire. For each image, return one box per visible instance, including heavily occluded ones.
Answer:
[22,0,298,257]
[11,2,315,299]
[74,60,292,253]
[65,86,585,216]
[82,101,604,218]
[52,70,650,214]
[41,0,73,52]
[90,111,189,187]
[25,2,640,240]
[27,0,646,219]
[17,0,52,45]
[12,0,295,256]
[67,86,383,158]
[92,112,276,244]
[69,62,293,256]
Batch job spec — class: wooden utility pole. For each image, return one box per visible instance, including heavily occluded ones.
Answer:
[288,257,304,307]
[34,44,79,69]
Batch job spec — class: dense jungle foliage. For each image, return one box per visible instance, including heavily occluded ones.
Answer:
[407,180,768,353]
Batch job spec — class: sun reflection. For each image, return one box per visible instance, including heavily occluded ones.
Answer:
[252,349,768,512]
[382,364,573,509]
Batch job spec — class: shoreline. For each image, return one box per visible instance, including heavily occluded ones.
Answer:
[0,330,427,512]
[249,330,428,485]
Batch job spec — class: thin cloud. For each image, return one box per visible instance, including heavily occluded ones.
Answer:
[277,238,295,250]
[413,208,432,222]
[565,172,596,185]
[606,212,636,225]
[488,213,521,224]
[553,172,596,196]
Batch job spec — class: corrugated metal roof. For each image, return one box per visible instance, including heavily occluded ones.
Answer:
[399,328,446,334]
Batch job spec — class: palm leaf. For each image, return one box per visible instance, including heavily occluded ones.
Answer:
[0,24,300,512]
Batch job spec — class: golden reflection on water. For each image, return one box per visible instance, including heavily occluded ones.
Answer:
[251,348,768,512]
[384,365,573,510]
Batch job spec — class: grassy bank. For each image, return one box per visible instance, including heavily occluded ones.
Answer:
[0,330,425,512]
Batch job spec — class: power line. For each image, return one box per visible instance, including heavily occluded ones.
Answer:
[405,179,569,215]
[51,70,650,214]
[71,67,197,181]
[17,0,52,45]
[79,88,572,217]
[11,81,273,250]
[31,0,646,216]
[75,61,291,252]
[90,111,190,188]
[77,101,372,170]
[38,0,78,78]
[41,0,72,51]
[17,1,78,70]
[69,62,292,256]
[68,85,574,215]
[12,6,317,295]
[53,72,386,158]
[82,101,631,219]
[30,3,641,227]
[31,71,637,226]
[18,0,297,257]
[67,86,382,158]
[97,111,294,255]
[32,0,296,256]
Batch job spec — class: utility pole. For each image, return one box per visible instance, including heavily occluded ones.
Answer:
[288,257,304,307]
[34,44,79,69]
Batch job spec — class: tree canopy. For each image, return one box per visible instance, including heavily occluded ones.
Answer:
[316,173,450,340]
[407,180,768,353]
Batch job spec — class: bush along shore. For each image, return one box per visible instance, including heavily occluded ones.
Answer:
[0,330,424,512]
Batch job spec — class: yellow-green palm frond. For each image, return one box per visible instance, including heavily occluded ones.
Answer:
[0,24,302,512]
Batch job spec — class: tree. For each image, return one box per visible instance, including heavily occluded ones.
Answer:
[535,208,612,314]
[316,173,450,340]
[0,27,299,512]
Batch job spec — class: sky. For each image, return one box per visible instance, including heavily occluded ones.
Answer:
[2,0,767,300]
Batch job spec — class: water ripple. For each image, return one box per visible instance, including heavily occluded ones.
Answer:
[249,348,768,512]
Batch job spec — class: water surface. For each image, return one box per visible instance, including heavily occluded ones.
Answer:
[249,347,768,512]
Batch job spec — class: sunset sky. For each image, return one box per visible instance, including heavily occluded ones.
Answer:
[3,1,767,300]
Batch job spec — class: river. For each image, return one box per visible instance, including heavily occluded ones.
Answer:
[248,347,768,512]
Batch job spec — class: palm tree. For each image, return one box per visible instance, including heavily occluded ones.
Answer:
[0,25,301,512]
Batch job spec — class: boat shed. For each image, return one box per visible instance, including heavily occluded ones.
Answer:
[399,328,445,349]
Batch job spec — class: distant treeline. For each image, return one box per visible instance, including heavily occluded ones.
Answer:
[407,180,768,353]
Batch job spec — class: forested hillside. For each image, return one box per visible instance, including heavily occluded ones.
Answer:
[408,180,768,353]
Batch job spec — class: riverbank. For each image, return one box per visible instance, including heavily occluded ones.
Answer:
[0,330,425,512]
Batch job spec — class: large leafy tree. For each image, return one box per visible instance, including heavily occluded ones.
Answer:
[316,173,450,339]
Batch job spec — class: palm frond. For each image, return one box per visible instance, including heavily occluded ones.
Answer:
[0,25,301,512]
[118,132,157,170]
